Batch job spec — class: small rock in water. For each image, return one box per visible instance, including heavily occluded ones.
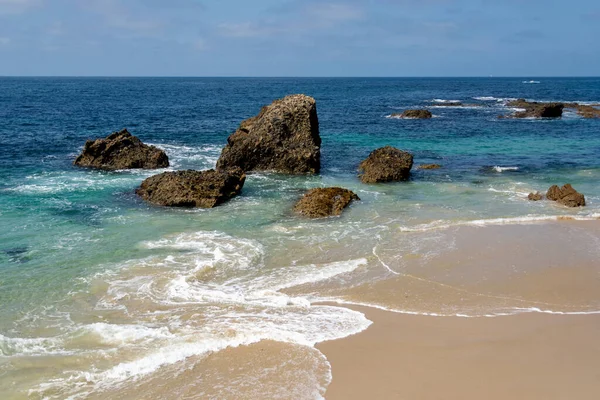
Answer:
[74,129,169,171]
[528,192,543,201]
[136,168,246,208]
[392,109,432,119]
[2,247,29,263]
[358,146,414,183]
[546,184,585,207]
[418,164,442,170]
[294,187,360,218]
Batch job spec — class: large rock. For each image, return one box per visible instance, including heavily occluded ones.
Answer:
[392,109,432,119]
[136,168,246,208]
[293,187,360,218]
[505,99,564,118]
[358,146,414,183]
[74,129,169,170]
[216,94,321,174]
[546,184,585,207]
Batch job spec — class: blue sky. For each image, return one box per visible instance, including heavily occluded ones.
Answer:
[0,0,598,76]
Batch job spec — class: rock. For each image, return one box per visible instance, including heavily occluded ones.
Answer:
[505,100,564,118]
[555,103,600,118]
[74,129,169,170]
[293,187,359,218]
[216,94,321,174]
[575,105,600,119]
[393,109,432,119]
[136,168,246,208]
[528,192,543,201]
[418,164,442,170]
[358,146,414,183]
[546,184,585,207]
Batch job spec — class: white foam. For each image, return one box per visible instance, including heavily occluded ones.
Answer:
[522,80,541,84]
[29,231,372,398]
[432,99,461,103]
[398,214,600,233]
[0,334,65,357]
[492,166,519,172]
[473,96,503,101]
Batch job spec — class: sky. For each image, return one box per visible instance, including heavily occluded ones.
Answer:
[0,0,598,76]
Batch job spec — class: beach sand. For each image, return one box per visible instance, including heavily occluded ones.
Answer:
[319,308,600,400]
[318,221,600,400]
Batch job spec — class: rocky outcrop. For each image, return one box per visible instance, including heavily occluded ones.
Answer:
[563,103,600,119]
[528,192,543,201]
[358,146,414,183]
[74,129,169,170]
[293,187,359,218]
[418,164,442,170]
[136,168,246,208]
[546,184,585,207]
[392,109,432,119]
[504,99,564,118]
[216,94,321,174]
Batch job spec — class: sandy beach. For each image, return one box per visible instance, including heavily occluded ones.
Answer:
[319,307,600,400]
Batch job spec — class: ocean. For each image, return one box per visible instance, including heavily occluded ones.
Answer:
[1,77,599,399]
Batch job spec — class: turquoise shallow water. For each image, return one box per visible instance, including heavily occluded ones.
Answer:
[1,77,600,398]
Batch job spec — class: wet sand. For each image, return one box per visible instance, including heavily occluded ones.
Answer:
[318,306,600,400]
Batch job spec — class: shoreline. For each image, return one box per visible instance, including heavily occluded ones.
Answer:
[317,305,600,400]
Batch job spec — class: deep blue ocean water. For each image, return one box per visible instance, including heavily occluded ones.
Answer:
[1,77,599,398]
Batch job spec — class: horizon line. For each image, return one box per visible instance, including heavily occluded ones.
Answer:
[1,75,600,79]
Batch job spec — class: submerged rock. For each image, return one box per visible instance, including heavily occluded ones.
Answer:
[74,129,169,170]
[136,168,246,208]
[546,184,585,207]
[504,99,564,119]
[293,187,359,218]
[392,109,432,119]
[216,94,321,174]
[358,146,414,183]
[528,192,543,201]
[418,164,442,170]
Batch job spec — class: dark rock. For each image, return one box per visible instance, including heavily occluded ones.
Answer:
[418,164,442,170]
[136,168,246,208]
[358,146,414,183]
[504,100,564,119]
[293,187,359,218]
[392,109,432,119]
[74,129,169,170]
[546,184,585,207]
[528,192,543,201]
[216,94,321,174]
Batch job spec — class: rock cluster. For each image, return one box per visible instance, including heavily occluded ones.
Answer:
[546,184,586,207]
[74,129,169,170]
[293,187,360,218]
[136,168,246,208]
[358,146,414,183]
[216,94,321,174]
[392,109,432,119]
[504,99,564,118]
